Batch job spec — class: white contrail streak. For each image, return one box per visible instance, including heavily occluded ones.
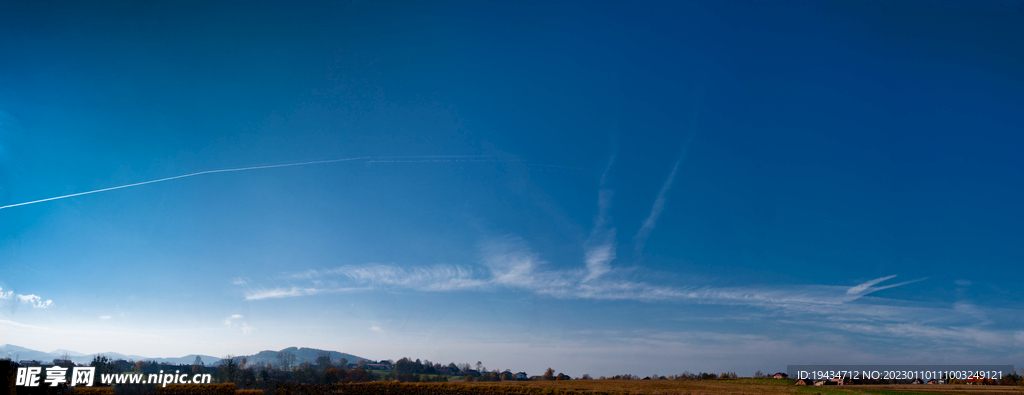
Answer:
[632,158,681,260]
[0,155,493,211]
[366,158,520,164]
[632,119,699,261]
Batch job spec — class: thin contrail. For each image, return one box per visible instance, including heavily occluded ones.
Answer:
[632,98,701,262]
[366,158,519,164]
[0,155,493,211]
[631,158,681,261]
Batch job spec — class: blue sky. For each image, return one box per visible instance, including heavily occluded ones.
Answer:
[1,0,1022,377]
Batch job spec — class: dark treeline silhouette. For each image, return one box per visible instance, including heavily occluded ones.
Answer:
[214,352,378,390]
[594,371,737,380]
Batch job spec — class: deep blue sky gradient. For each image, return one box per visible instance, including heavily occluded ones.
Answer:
[1,0,1022,376]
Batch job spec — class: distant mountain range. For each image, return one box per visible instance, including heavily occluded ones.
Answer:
[224,347,368,368]
[0,344,368,367]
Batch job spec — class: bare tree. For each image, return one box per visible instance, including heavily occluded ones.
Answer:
[220,355,238,383]
[316,351,332,371]
[277,351,296,370]
[193,356,204,374]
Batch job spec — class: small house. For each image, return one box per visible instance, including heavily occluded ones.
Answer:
[965,376,989,385]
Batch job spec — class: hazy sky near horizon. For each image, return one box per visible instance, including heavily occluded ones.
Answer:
[1,0,1022,377]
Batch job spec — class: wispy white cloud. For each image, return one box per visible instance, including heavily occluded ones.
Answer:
[825,321,1012,349]
[341,264,487,291]
[16,294,52,308]
[583,155,616,282]
[632,159,681,261]
[252,240,923,313]
[847,275,896,295]
[237,240,1023,350]
[243,286,369,301]
[223,314,255,335]
[844,274,925,297]
[583,243,615,282]
[244,287,329,300]
[99,315,111,320]
[226,142,1008,350]
[0,288,54,309]
[631,127,698,262]
[481,236,553,289]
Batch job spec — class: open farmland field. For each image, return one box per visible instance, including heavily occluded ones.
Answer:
[265,380,1024,395]
[847,385,1024,395]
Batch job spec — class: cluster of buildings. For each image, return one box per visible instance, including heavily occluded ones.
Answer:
[18,359,75,368]
[793,378,949,386]
[773,372,971,386]
[361,360,530,381]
